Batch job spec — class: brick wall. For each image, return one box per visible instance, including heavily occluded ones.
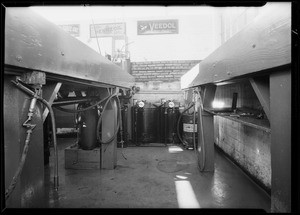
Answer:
[131,60,201,82]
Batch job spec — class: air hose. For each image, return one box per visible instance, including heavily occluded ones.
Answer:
[176,102,195,146]
[195,89,206,172]
[5,89,38,201]
[175,90,206,172]
[96,93,121,145]
[10,80,59,192]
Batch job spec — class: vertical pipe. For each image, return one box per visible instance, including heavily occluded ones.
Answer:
[39,98,59,190]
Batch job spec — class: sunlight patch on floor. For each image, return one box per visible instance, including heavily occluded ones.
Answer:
[168,146,184,153]
[175,180,200,208]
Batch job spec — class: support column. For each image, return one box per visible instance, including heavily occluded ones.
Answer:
[101,90,118,169]
[270,70,291,212]
[197,84,216,172]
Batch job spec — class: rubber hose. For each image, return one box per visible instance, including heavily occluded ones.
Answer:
[176,103,195,146]
[11,80,59,190]
[38,97,59,189]
[96,94,121,144]
[5,130,33,200]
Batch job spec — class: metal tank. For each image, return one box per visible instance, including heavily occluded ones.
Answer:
[181,112,198,149]
[132,101,158,145]
[159,101,180,144]
[76,103,98,150]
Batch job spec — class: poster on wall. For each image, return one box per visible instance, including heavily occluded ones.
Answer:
[90,23,126,37]
[58,24,80,37]
[137,20,178,35]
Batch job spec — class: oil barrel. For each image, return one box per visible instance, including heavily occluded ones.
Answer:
[132,102,158,145]
[160,106,180,144]
[181,112,198,148]
[77,103,98,150]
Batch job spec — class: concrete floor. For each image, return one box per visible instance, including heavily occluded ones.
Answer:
[44,137,270,210]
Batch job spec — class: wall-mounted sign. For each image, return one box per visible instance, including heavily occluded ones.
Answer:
[90,23,126,38]
[137,20,178,35]
[58,24,80,37]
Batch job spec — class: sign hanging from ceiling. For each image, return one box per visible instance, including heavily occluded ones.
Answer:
[137,20,178,35]
[58,24,80,37]
[90,23,126,38]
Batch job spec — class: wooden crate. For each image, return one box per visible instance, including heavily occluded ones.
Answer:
[64,145,101,170]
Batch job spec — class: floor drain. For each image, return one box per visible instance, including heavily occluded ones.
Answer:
[156,159,189,173]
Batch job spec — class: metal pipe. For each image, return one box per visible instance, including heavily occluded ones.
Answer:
[29,97,37,113]
[119,106,124,148]
[164,104,168,144]
[52,97,94,106]
[54,94,111,113]
[11,80,35,96]
[38,97,59,190]
[134,107,138,144]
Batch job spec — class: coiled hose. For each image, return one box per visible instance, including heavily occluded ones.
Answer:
[195,90,206,172]
[96,93,121,145]
[53,90,121,156]
[176,91,206,172]
[176,102,195,146]
[10,80,59,192]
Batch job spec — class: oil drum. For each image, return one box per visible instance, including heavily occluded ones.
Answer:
[161,107,180,144]
[77,103,98,150]
[159,101,180,144]
[132,101,158,145]
[181,112,198,148]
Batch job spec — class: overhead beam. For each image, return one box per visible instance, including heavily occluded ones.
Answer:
[182,2,291,88]
[5,8,134,89]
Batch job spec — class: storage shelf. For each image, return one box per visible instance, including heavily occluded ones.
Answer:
[204,108,271,133]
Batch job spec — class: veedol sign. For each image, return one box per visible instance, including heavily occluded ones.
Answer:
[137,20,178,35]
[58,24,80,37]
[90,23,126,37]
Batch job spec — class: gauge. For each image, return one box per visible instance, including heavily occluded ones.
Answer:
[138,101,145,108]
[168,101,175,108]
